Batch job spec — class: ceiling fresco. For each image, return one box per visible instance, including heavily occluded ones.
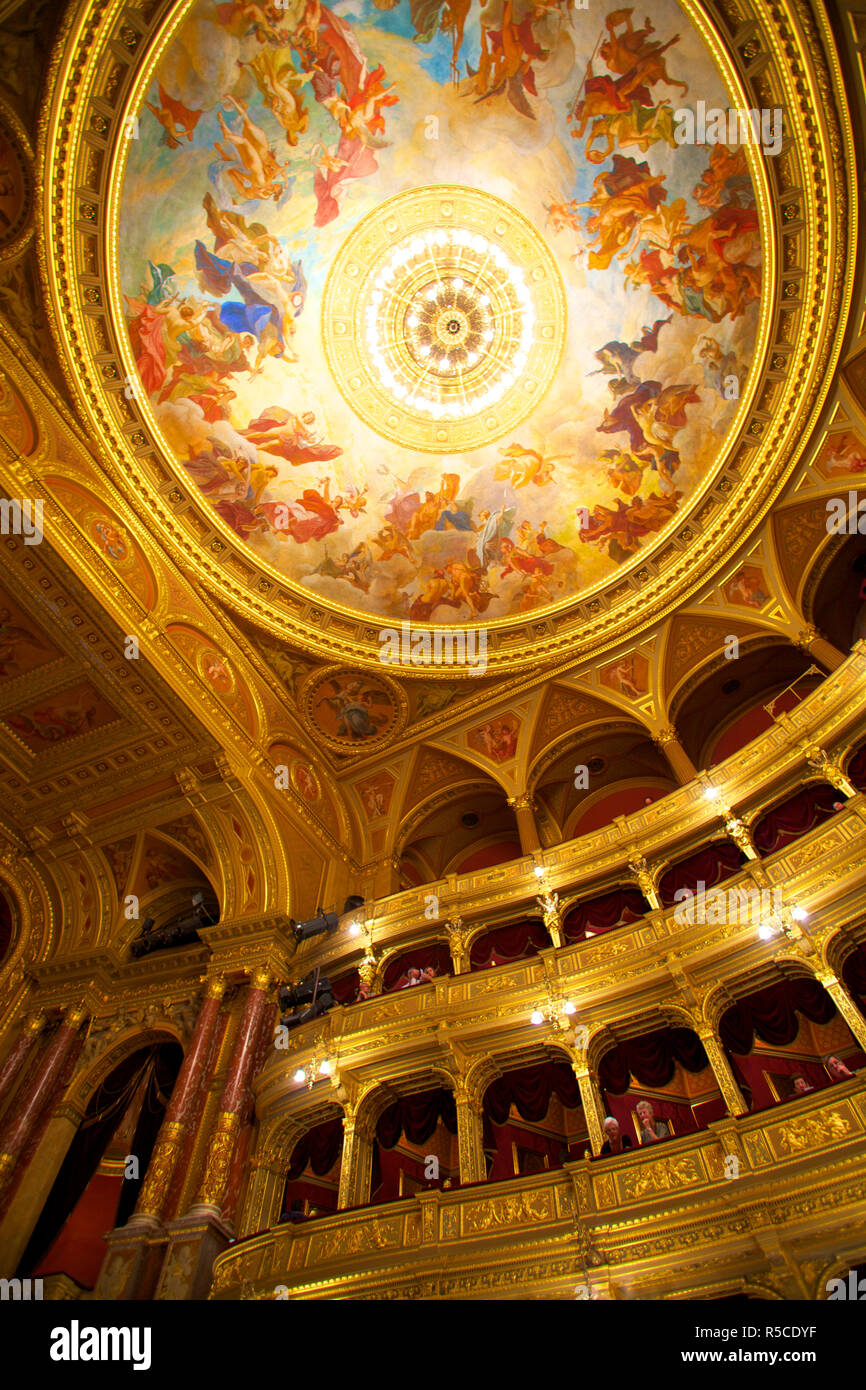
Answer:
[116,0,763,626]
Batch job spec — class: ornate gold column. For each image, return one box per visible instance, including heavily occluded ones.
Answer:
[817,970,866,1053]
[804,745,857,799]
[571,1058,606,1156]
[507,793,541,854]
[628,855,661,911]
[796,626,846,672]
[0,1002,87,1200]
[191,966,272,1217]
[337,1109,375,1209]
[722,811,759,861]
[130,975,226,1226]
[654,726,698,785]
[0,1012,44,1109]
[697,1024,748,1117]
[454,1084,486,1184]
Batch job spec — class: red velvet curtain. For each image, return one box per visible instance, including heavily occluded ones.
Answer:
[563,887,646,943]
[842,944,866,1000]
[287,1117,343,1180]
[483,1061,581,1125]
[599,1027,709,1093]
[382,943,452,992]
[331,970,359,1005]
[469,919,549,970]
[752,782,839,857]
[376,1087,457,1149]
[659,841,744,907]
[719,978,835,1053]
[847,742,866,793]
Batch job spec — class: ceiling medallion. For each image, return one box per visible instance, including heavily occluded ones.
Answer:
[322,186,566,454]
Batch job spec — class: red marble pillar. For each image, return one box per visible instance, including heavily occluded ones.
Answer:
[0,1004,87,1198]
[130,975,227,1226]
[190,966,272,1216]
[0,1013,44,1110]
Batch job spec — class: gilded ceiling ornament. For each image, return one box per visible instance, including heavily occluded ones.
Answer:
[39,0,853,669]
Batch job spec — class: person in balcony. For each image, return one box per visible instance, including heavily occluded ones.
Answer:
[418,965,436,984]
[600,1116,633,1155]
[401,967,422,988]
[635,1099,669,1145]
[825,1054,856,1082]
[792,1075,813,1096]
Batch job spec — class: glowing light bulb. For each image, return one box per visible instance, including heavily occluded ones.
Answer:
[704,786,720,802]
[758,923,776,941]
[563,1001,576,1016]
[530,1010,544,1026]
[319,1060,332,1076]
[534,865,545,879]
[293,1068,306,1084]
[791,906,808,922]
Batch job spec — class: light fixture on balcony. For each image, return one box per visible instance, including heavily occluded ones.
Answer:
[704,785,721,802]
[292,1037,335,1090]
[530,988,577,1032]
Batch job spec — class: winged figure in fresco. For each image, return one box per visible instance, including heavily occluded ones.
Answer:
[590,317,672,397]
[0,609,50,678]
[315,677,392,739]
[578,491,682,562]
[214,96,292,203]
[493,444,569,489]
[574,155,668,271]
[598,9,688,98]
[598,378,699,492]
[243,49,313,147]
[144,84,202,149]
[473,502,515,570]
[241,407,341,466]
[410,0,473,82]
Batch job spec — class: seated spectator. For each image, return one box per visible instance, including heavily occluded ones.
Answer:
[401,967,422,988]
[635,1099,669,1145]
[418,965,436,984]
[600,1116,633,1155]
[791,1075,813,1095]
[825,1054,855,1082]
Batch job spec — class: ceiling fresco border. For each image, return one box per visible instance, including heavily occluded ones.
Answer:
[35,0,854,673]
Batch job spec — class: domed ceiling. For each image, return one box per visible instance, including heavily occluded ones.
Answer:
[43,0,845,670]
[117,0,760,626]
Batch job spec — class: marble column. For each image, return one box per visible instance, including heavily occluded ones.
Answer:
[129,975,226,1227]
[190,966,272,1218]
[654,726,698,785]
[573,1064,606,1156]
[154,969,273,1301]
[508,793,541,854]
[454,1087,486,1184]
[818,972,866,1053]
[0,1012,44,1110]
[0,1003,86,1199]
[697,1025,748,1117]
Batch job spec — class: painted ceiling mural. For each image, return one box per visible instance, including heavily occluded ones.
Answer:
[118,0,763,626]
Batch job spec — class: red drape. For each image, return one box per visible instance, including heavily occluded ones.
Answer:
[287,1117,343,1180]
[719,977,836,1052]
[469,919,549,971]
[483,1061,581,1125]
[563,887,646,943]
[599,1027,709,1093]
[382,943,452,992]
[376,1087,457,1149]
[752,782,839,856]
[847,742,866,792]
[330,970,359,1005]
[659,841,744,907]
[842,943,866,1000]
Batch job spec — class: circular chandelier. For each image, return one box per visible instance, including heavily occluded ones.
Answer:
[322,186,566,454]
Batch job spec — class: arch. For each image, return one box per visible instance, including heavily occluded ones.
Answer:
[809,530,866,654]
[19,1037,184,1286]
[670,638,822,770]
[534,724,676,842]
